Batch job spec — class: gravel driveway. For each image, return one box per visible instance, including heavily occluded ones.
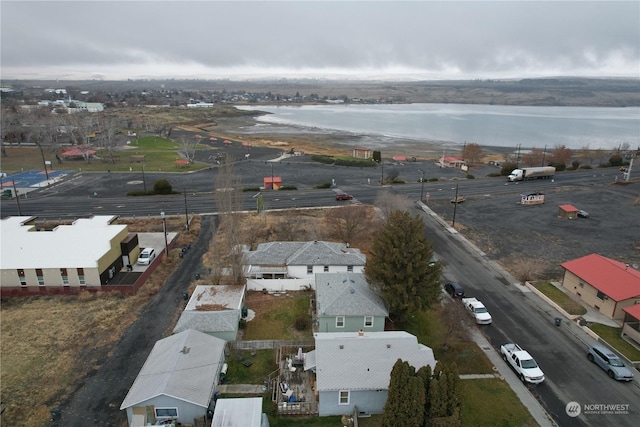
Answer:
[50,216,215,427]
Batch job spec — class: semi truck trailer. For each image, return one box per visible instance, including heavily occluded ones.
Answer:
[508,166,556,182]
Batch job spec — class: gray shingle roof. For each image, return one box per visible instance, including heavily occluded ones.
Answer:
[243,241,366,266]
[315,273,388,317]
[173,310,239,336]
[120,329,225,410]
[314,331,435,391]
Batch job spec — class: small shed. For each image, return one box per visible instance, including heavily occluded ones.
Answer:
[352,147,372,159]
[264,176,282,190]
[558,204,579,219]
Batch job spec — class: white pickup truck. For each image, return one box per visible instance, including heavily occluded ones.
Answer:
[462,297,492,324]
[500,343,545,384]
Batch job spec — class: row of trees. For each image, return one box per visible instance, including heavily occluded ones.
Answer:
[383,360,461,427]
[461,141,635,169]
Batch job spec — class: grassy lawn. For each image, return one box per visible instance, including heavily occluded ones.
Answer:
[403,306,495,375]
[0,136,209,173]
[460,379,538,427]
[588,323,640,361]
[224,349,278,384]
[243,293,314,340]
[533,282,587,315]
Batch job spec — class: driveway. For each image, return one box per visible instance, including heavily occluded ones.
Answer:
[50,216,215,427]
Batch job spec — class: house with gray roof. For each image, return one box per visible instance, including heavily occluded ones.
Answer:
[243,241,366,291]
[315,273,388,332]
[173,285,245,341]
[305,331,435,416]
[120,329,225,427]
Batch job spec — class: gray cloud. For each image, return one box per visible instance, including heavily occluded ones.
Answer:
[2,1,638,80]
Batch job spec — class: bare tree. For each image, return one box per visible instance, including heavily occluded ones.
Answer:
[505,256,546,285]
[324,205,375,244]
[276,210,301,241]
[180,134,202,163]
[461,142,483,165]
[214,156,245,283]
[374,189,413,220]
[95,115,120,164]
[521,148,545,167]
[548,145,573,166]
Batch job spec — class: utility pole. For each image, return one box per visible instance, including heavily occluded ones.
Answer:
[452,183,459,228]
[12,180,22,215]
[418,169,425,201]
[183,189,189,231]
[37,143,50,185]
[542,144,547,166]
[142,164,147,192]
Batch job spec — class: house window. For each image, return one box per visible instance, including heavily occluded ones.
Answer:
[17,269,27,286]
[596,291,607,301]
[77,268,85,285]
[307,265,313,274]
[154,407,178,419]
[336,316,345,328]
[347,265,353,272]
[364,316,374,327]
[324,265,329,272]
[36,269,44,286]
[60,268,69,285]
[339,390,350,405]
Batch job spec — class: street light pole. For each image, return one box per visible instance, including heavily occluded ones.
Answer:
[160,211,168,258]
[418,169,425,201]
[183,189,189,231]
[452,183,459,228]
[142,164,147,192]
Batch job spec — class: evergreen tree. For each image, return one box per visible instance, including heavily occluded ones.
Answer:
[383,359,423,427]
[365,210,442,320]
[428,364,448,419]
[444,364,461,417]
[416,365,432,426]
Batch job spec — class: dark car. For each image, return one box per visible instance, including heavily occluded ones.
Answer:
[444,282,465,298]
[336,193,353,201]
[586,344,634,381]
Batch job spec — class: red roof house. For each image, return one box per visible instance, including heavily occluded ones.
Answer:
[352,147,372,159]
[560,253,640,320]
[264,176,282,190]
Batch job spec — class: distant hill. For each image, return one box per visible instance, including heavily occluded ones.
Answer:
[2,77,638,107]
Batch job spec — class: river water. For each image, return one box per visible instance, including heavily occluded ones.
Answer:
[236,103,640,151]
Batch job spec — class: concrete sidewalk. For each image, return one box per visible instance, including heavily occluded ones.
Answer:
[468,329,557,427]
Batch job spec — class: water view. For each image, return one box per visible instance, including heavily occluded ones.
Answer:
[236,104,640,151]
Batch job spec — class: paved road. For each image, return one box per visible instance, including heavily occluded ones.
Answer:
[50,216,216,427]
[417,203,640,427]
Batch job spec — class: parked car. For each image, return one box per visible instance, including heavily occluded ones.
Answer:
[444,282,465,298]
[336,193,353,201]
[137,247,156,265]
[586,344,634,381]
[577,210,590,218]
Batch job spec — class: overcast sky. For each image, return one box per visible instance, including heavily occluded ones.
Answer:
[2,1,639,81]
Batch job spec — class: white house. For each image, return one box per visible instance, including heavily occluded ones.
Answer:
[306,331,435,416]
[0,215,140,291]
[120,329,226,427]
[243,241,366,292]
[173,285,246,341]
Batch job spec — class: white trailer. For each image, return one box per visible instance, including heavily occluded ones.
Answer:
[508,166,556,182]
